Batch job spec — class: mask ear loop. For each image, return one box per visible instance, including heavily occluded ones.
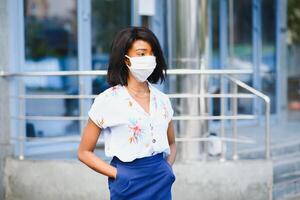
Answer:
[125,55,131,67]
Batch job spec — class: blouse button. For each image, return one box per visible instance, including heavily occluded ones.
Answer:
[152,139,156,143]
[150,124,153,130]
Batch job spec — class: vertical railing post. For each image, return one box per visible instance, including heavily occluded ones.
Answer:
[79,81,85,135]
[18,79,25,160]
[265,98,271,159]
[226,75,271,160]
[232,83,238,160]
[200,58,208,162]
[220,75,226,162]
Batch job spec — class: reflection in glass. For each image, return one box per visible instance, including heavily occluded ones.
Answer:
[91,0,131,95]
[210,0,253,116]
[287,0,300,120]
[261,0,276,114]
[24,0,78,137]
[230,0,253,115]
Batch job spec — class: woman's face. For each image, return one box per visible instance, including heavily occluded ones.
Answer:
[125,40,153,66]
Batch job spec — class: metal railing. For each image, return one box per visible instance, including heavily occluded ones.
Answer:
[0,69,270,161]
[226,75,271,159]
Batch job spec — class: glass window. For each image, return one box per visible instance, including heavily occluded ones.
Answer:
[232,0,252,64]
[211,0,220,68]
[287,0,300,120]
[209,0,221,117]
[210,0,253,116]
[91,0,131,95]
[24,0,79,137]
[261,0,276,114]
[232,0,253,115]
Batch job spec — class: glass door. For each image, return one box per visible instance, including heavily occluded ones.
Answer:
[24,0,79,140]
[90,0,131,94]
[22,0,80,158]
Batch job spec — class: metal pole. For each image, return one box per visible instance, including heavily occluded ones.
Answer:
[79,81,85,135]
[226,75,271,160]
[171,0,208,161]
[252,0,262,124]
[220,75,226,162]
[232,83,238,160]
[265,99,271,159]
[18,79,25,160]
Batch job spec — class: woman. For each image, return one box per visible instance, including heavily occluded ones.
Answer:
[77,26,177,200]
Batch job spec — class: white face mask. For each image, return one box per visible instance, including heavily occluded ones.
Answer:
[125,55,156,82]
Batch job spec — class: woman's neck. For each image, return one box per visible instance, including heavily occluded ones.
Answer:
[126,76,149,93]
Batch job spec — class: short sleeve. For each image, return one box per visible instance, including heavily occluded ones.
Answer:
[88,94,110,129]
[166,96,174,123]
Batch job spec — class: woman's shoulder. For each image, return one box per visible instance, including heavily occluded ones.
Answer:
[94,84,123,102]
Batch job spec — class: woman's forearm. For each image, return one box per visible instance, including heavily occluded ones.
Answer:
[166,142,177,166]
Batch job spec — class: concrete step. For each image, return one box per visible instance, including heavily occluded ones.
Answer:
[282,193,300,200]
[235,139,300,200]
[273,152,300,199]
[273,175,300,200]
[238,139,300,159]
[273,153,300,183]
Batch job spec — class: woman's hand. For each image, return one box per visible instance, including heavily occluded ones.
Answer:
[113,167,117,179]
[166,121,177,166]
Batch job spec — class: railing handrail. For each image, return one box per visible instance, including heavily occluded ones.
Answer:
[226,75,271,159]
[226,75,270,104]
[10,114,256,121]
[9,135,256,144]
[0,69,253,77]
[1,68,270,161]
[10,93,256,99]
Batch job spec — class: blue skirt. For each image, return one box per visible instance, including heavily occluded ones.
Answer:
[107,153,176,200]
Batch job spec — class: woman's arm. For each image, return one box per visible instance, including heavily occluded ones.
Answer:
[166,120,177,166]
[77,118,117,179]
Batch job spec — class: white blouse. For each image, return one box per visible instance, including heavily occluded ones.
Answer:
[88,81,174,162]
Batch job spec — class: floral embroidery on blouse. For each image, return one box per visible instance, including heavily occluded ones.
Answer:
[157,99,168,119]
[162,103,168,119]
[128,118,143,144]
[87,81,174,161]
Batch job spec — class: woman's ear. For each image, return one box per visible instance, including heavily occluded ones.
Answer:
[124,57,131,67]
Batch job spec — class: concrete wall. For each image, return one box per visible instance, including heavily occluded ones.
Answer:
[4,158,273,200]
[0,0,13,199]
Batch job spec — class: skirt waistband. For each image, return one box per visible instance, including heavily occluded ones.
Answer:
[111,153,164,167]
